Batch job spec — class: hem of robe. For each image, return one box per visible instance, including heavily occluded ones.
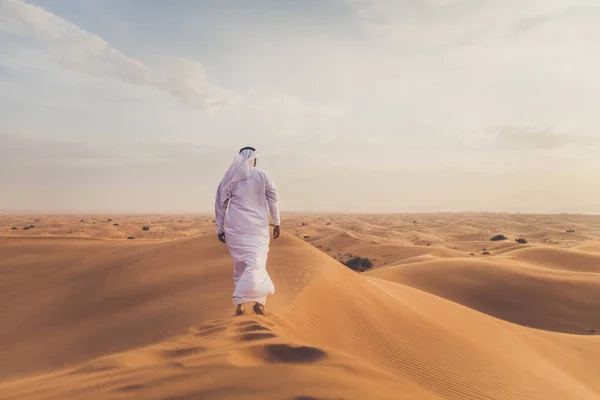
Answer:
[233,295,269,306]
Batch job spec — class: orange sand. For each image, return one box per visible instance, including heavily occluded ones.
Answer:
[1,213,599,399]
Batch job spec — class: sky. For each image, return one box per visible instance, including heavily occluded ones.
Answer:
[1,0,599,214]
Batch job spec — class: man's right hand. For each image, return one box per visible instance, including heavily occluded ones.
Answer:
[218,232,226,243]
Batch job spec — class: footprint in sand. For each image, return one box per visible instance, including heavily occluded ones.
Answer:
[234,320,278,341]
[115,384,145,392]
[237,319,275,328]
[193,325,227,337]
[238,323,272,333]
[238,332,278,342]
[162,346,204,359]
[71,359,120,375]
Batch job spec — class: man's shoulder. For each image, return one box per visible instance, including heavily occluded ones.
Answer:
[252,168,270,179]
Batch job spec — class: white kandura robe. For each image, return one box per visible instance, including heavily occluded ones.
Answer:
[215,166,280,306]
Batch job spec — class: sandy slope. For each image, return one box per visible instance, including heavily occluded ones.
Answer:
[1,213,599,399]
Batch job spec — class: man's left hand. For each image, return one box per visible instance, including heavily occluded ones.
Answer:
[273,225,280,239]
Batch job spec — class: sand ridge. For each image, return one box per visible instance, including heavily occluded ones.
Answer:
[1,213,599,399]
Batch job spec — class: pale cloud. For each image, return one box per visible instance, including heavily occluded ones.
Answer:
[320,104,346,116]
[0,131,228,167]
[0,0,235,113]
[462,126,599,150]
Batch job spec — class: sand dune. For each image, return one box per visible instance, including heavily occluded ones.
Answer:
[1,213,599,399]
[366,257,600,334]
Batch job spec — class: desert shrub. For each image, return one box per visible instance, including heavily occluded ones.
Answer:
[107,218,112,222]
[127,236,135,240]
[482,251,491,255]
[343,256,373,272]
[490,234,507,241]
[113,223,119,226]
[23,225,35,230]
[515,238,528,244]
[142,226,150,231]
[303,235,310,239]
[566,229,576,233]
[11,227,17,230]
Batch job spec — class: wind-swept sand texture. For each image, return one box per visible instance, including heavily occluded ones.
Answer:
[1,213,599,399]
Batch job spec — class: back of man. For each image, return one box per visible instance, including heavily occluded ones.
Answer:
[224,168,276,237]
[214,147,280,316]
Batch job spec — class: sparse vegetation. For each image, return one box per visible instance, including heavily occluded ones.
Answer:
[566,229,576,233]
[490,234,507,241]
[127,236,135,240]
[113,223,119,226]
[23,225,35,230]
[343,256,373,272]
[515,238,528,244]
[482,251,491,255]
[142,226,150,231]
[11,227,17,230]
[303,235,310,239]
[107,218,112,222]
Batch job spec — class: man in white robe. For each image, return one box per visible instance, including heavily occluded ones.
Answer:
[214,147,280,316]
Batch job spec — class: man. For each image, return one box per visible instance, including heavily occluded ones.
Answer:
[214,147,281,316]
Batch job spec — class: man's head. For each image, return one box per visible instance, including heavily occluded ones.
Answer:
[239,146,257,167]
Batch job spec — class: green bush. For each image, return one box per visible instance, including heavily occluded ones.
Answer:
[515,238,528,244]
[490,234,507,241]
[343,256,373,272]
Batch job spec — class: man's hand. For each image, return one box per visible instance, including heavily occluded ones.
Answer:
[218,232,226,243]
[273,225,280,239]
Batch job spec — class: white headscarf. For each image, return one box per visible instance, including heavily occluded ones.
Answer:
[218,148,258,201]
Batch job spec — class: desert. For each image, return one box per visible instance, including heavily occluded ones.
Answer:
[1,213,599,399]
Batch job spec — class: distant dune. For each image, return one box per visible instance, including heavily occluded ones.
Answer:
[1,213,599,399]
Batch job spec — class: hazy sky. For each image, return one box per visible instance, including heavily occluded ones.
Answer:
[1,0,599,213]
